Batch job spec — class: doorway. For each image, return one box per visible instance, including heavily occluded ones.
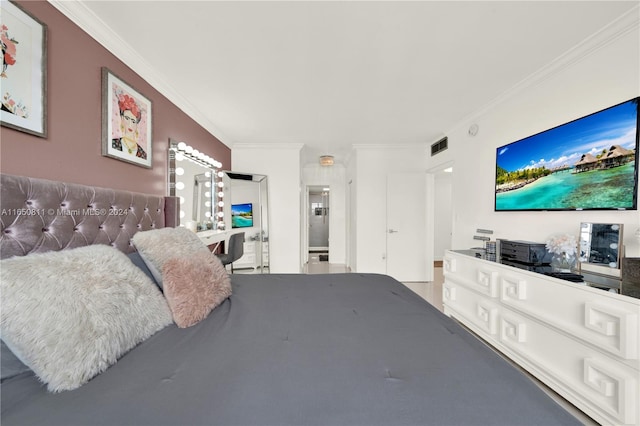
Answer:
[431,163,454,264]
[308,186,330,262]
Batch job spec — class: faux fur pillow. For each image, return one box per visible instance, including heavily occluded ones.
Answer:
[0,245,173,392]
[132,227,211,288]
[162,252,232,328]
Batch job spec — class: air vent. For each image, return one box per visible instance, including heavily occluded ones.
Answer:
[431,137,448,156]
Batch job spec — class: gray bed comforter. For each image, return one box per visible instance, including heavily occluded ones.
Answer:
[1,273,580,426]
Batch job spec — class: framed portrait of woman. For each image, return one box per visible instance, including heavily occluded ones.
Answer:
[0,0,47,138]
[101,68,152,168]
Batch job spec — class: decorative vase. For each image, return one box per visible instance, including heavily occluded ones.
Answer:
[551,252,576,272]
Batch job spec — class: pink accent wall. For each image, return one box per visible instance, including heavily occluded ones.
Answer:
[0,1,231,196]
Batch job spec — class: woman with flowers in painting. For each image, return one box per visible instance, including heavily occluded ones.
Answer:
[112,94,147,159]
[1,23,27,118]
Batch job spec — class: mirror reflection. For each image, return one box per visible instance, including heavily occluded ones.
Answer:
[222,172,269,272]
[579,222,623,277]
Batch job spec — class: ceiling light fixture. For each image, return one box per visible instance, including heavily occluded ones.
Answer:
[319,155,334,166]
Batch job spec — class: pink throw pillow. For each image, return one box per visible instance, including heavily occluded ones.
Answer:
[162,252,232,328]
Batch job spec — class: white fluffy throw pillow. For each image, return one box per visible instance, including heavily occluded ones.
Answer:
[0,245,173,392]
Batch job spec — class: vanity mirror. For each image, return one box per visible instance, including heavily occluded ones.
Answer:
[168,139,224,232]
[578,222,624,278]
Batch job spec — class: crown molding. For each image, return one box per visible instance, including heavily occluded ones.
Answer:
[446,4,640,136]
[351,143,427,151]
[233,143,305,151]
[48,0,234,148]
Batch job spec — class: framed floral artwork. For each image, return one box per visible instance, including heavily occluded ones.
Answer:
[102,67,152,168]
[1,0,47,137]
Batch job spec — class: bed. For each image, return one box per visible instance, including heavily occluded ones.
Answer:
[0,173,582,426]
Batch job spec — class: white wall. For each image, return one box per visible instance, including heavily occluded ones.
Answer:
[302,164,347,263]
[350,145,429,274]
[427,23,640,257]
[232,144,303,272]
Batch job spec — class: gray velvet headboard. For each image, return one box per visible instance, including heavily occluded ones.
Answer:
[0,174,179,259]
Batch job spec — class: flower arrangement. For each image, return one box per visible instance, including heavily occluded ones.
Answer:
[546,233,578,272]
[545,233,577,257]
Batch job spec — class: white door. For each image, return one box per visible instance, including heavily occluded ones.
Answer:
[386,172,433,282]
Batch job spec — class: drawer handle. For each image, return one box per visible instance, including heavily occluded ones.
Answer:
[443,285,456,301]
[501,278,527,301]
[584,304,619,337]
[584,360,617,397]
[443,257,456,273]
[501,317,527,343]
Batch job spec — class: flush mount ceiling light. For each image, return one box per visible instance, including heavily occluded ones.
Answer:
[319,155,334,166]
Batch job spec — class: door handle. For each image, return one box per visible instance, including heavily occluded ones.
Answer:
[388,229,398,233]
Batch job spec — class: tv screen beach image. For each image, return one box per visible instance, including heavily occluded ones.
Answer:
[231,203,253,228]
[495,98,638,211]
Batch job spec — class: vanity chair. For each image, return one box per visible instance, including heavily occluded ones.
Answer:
[216,232,245,273]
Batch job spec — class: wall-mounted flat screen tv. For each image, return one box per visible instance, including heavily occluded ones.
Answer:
[495,97,638,211]
[231,203,253,228]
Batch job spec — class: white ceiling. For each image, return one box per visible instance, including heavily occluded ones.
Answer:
[51,1,638,165]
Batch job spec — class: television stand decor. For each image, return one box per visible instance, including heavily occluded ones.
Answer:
[443,250,639,426]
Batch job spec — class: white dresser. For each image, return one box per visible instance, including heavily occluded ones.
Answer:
[234,241,258,269]
[443,250,640,426]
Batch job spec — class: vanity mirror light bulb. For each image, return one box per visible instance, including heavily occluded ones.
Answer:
[192,149,200,157]
[179,210,185,218]
[205,191,211,198]
[217,182,224,188]
[217,212,224,218]
[198,153,206,160]
[177,142,187,151]
[204,211,211,218]
[179,196,185,205]
[205,171,211,178]
[218,191,224,198]
[175,167,185,176]
[218,201,224,207]
[176,182,185,190]
[217,171,224,178]
[205,182,211,188]
[185,146,193,154]
[205,201,211,207]
[175,153,184,161]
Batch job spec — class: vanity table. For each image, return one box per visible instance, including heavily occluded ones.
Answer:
[197,229,232,251]
[443,249,640,426]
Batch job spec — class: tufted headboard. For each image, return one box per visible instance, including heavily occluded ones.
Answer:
[0,174,179,259]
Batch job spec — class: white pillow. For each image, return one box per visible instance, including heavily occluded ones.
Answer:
[132,227,212,288]
[0,245,173,392]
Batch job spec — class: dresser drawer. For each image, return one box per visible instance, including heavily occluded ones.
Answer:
[498,308,638,425]
[444,254,500,298]
[443,279,500,336]
[498,270,639,361]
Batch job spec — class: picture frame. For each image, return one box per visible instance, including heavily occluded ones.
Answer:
[0,0,47,137]
[101,67,152,168]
